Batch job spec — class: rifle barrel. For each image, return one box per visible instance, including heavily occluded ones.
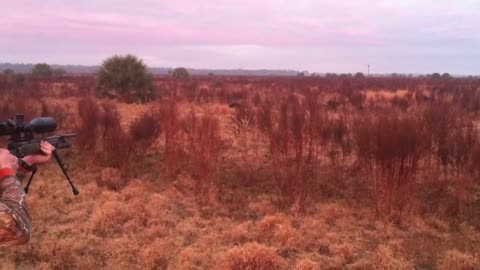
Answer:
[44,133,77,140]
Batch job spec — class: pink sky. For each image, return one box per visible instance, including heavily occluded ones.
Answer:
[1,0,480,74]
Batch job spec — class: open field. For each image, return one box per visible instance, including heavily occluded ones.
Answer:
[0,75,479,269]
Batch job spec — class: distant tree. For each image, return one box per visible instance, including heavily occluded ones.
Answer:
[354,72,365,79]
[3,69,14,75]
[391,73,400,78]
[442,73,451,79]
[97,54,154,103]
[172,67,190,80]
[297,70,310,77]
[431,73,442,79]
[32,63,53,77]
[325,73,338,78]
[53,68,66,77]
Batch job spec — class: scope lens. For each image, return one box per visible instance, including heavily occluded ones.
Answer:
[27,117,57,133]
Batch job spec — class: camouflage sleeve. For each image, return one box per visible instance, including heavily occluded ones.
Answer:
[0,175,31,247]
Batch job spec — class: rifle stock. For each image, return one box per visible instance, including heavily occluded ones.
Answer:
[8,133,77,158]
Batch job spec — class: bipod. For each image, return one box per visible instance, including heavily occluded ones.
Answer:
[23,150,79,195]
[53,150,79,195]
[24,166,37,194]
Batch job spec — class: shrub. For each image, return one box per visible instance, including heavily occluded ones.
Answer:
[97,54,154,103]
[450,123,478,176]
[353,113,426,218]
[257,98,273,135]
[183,110,227,204]
[324,116,351,166]
[76,97,101,150]
[303,90,322,163]
[423,102,462,175]
[100,102,132,168]
[230,102,256,135]
[157,99,182,174]
[129,110,162,150]
[258,95,315,213]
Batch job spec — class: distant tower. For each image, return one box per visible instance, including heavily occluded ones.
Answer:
[368,64,370,76]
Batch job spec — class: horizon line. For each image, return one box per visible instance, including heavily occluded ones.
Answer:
[2,62,477,77]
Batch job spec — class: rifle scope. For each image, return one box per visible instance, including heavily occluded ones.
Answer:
[0,115,57,136]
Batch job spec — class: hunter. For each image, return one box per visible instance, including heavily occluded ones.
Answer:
[0,141,54,247]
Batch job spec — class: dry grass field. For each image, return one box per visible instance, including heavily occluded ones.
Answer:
[0,75,479,269]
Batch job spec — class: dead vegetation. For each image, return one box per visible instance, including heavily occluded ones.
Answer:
[0,74,479,269]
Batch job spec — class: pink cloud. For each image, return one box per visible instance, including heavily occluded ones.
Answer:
[1,0,395,47]
[1,0,479,74]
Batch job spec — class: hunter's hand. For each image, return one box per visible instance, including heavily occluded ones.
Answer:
[23,141,55,166]
[0,149,18,172]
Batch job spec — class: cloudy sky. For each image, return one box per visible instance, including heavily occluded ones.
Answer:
[1,0,479,74]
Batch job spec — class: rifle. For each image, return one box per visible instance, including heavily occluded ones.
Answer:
[0,114,79,195]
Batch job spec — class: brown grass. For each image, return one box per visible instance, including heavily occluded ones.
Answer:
[217,243,288,270]
[1,75,480,269]
[438,250,480,270]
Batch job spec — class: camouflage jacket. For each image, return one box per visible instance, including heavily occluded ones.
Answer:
[0,171,31,247]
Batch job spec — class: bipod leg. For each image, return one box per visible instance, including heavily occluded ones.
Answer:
[24,167,38,194]
[52,150,79,195]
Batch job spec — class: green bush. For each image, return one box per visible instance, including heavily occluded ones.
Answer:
[97,55,154,103]
[32,63,52,77]
[171,67,190,80]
